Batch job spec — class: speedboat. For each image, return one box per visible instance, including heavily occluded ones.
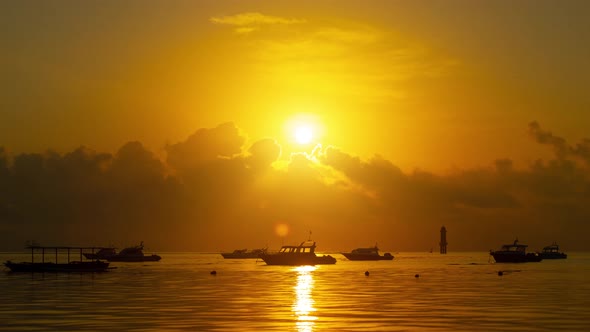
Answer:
[221,248,267,259]
[106,242,161,262]
[259,240,336,266]
[490,239,542,263]
[342,245,394,261]
[538,243,567,259]
[84,247,117,260]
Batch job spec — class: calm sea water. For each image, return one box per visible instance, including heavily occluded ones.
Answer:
[1,251,589,331]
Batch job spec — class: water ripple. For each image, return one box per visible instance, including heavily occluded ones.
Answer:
[1,252,589,331]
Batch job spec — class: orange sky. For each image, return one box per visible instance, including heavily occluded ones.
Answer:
[1,1,589,251]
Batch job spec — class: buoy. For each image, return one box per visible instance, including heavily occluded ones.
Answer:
[365,271,370,276]
[414,274,420,278]
[498,271,503,276]
[210,270,217,275]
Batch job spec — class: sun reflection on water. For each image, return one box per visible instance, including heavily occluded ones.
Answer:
[292,265,317,332]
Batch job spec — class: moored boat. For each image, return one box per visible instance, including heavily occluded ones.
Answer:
[259,240,336,266]
[221,248,267,259]
[84,247,117,260]
[342,245,394,261]
[490,239,542,263]
[3,245,111,273]
[538,242,567,259]
[106,242,161,262]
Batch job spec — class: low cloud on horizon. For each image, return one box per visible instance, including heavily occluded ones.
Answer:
[1,121,589,252]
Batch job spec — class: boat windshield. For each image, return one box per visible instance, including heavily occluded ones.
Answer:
[543,245,559,252]
[300,247,312,253]
[279,246,296,253]
[500,239,527,252]
[279,243,316,254]
[352,247,378,254]
[500,244,526,252]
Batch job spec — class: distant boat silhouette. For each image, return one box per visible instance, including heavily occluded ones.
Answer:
[259,240,336,266]
[105,242,161,262]
[538,242,567,259]
[221,248,268,259]
[84,247,117,260]
[489,239,542,263]
[342,245,394,261]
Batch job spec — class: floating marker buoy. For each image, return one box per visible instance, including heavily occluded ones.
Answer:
[210,270,217,275]
[498,271,503,276]
[414,274,420,278]
[365,271,370,276]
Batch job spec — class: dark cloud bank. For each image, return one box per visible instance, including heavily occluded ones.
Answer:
[1,122,589,252]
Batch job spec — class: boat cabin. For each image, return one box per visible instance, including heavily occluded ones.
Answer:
[279,241,316,254]
[499,239,527,254]
[541,243,560,253]
[351,247,380,255]
[490,239,542,263]
[538,242,567,259]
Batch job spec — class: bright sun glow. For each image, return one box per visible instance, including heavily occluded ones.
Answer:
[285,113,323,147]
[295,126,313,144]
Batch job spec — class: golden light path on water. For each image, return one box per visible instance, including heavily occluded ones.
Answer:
[293,265,317,332]
[2,253,590,331]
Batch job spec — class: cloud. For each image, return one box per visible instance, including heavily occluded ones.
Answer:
[210,12,305,33]
[528,121,569,159]
[314,27,379,44]
[113,142,164,178]
[1,122,589,252]
[246,138,281,171]
[572,139,590,165]
[529,121,590,165]
[165,122,245,173]
[238,18,456,103]
[235,27,258,34]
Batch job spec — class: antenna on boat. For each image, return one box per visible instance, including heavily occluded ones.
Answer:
[308,230,312,241]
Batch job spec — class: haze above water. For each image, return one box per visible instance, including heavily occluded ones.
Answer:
[1,252,589,331]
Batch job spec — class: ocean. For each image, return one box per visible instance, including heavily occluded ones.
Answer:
[1,252,589,331]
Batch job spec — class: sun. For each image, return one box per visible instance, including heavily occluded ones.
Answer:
[294,125,313,144]
[285,113,323,146]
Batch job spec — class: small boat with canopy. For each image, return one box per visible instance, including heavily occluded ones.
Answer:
[4,244,111,273]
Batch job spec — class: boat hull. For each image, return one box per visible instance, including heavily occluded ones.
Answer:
[106,255,161,262]
[4,261,110,273]
[341,253,394,261]
[221,248,267,259]
[260,253,336,266]
[221,253,262,259]
[84,253,115,260]
[491,253,542,263]
[83,248,117,260]
[539,252,567,259]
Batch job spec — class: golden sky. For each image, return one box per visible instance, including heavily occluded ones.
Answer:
[1,1,589,251]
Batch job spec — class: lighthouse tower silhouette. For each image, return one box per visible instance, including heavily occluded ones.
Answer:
[440,226,448,254]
